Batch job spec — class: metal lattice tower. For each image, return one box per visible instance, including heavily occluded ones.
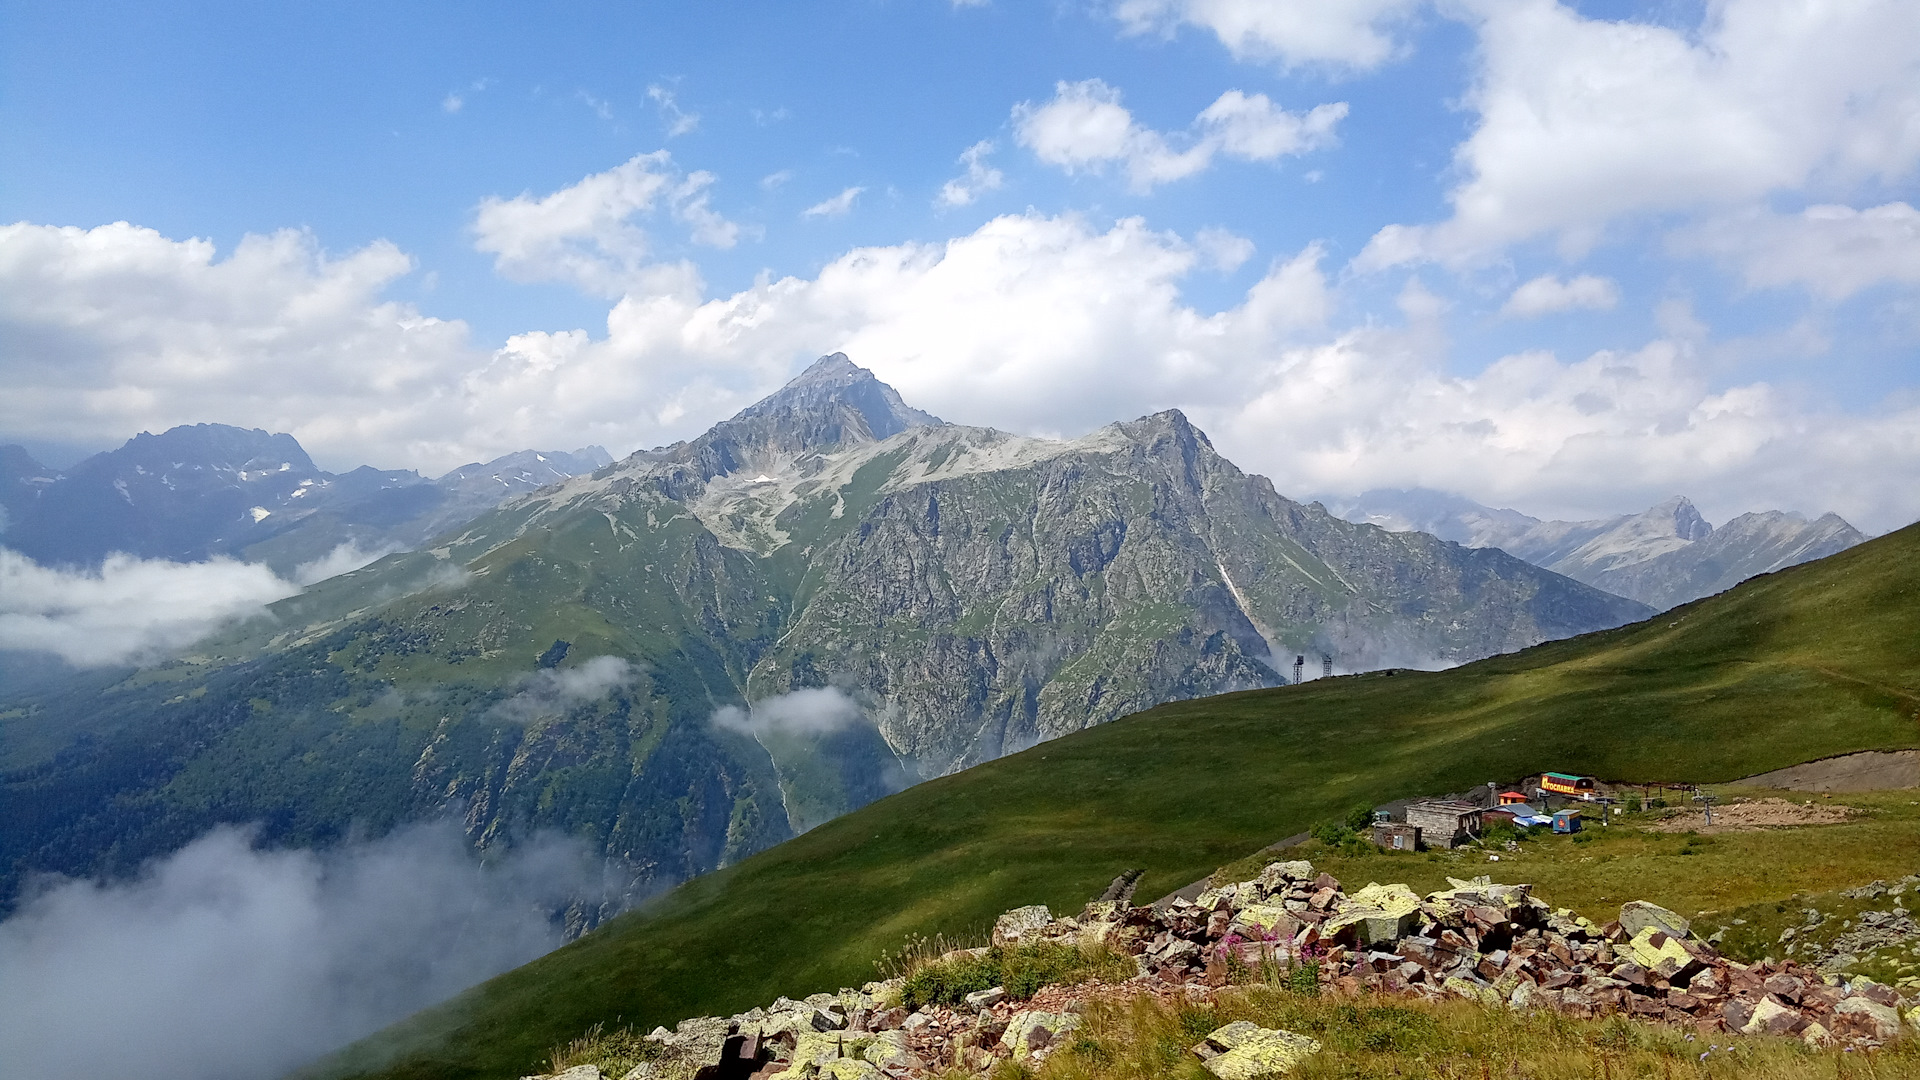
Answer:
[1293,655,1305,685]
[1321,654,1333,678]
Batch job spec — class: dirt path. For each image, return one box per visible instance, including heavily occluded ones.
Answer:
[1735,749,1919,792]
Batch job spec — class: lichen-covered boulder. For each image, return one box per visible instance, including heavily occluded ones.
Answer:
[1004,1010,1081,1057]
[1619,901,1691,940]
[1623,927,1693,974]
[1835,997,1905,1042]
[993,905,1054,946]
[820,1059,882,1080]
[1326,884,1422,945]
[1195,1021,1321,1080]
[1258,861,1314,892]
[860,1030,919,1070]
[789,1031,875,1075]
[551,1068,603,1080]
[1233,905,1300,938]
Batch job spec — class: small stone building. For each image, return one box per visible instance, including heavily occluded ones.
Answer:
[1404,799,1484,848]
[1371,822,1421,851]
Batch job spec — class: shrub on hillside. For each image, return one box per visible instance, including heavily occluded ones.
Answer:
[899,942,1135,1010]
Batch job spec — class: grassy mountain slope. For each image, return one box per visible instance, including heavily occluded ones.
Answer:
[319,519,1920,1080]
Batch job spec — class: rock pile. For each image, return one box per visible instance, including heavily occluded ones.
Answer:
[1133,862,1919,1049]
[526,862,1920,1080]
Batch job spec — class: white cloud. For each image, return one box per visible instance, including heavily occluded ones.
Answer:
[291,541,396,586]
[1501,274,1620,317]
[491,655,637,724]
[936,141,1006,208]
[1112,0,1421,72]
[0,549,298,666]
[712,686,864,736]
[1194,226,1255,272]
[1675,202,1920,301]
[761,169,794,190]
[646,84,700,137]
[1013,79,1346,192]
[803,186,865,219]
[441,93,464,114]
[1359,0,1920,268]
[673,171,748,249]
[0,221,482,471]
[471,151,725,297]
[9,203,1918,536]
[471,208,1919,531]
[0,822,608,1080]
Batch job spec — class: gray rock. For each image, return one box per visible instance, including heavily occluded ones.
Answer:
[964,986,1008,1009]
[1619,901,1690,940]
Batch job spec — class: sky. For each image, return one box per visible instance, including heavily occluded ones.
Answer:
[2,0,1917,531]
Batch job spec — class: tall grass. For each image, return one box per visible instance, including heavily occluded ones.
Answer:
[898,942,1137,1009]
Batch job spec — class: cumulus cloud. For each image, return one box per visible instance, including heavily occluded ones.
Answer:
[1194,226,1255,273]
[711,686,865,736]
[1501,274,1620,317]
[1359,0,1920,267]
[0,549,299,666]
[1013,79,1345,192]
[803,186,865,219]
[1674,202,1920,301]
[1112,0,1422,72]
[472,151,739,296]
[9,197,1920,536]
[491,655,637,724]
[936,141,1006,208]
[0,221,479,472]
[0,822,609,1080]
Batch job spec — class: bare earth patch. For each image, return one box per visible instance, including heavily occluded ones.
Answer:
[1648,796,1861,833]
[1737,749,1920,792]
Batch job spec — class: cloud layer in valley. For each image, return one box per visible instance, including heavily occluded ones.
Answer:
[0,549,299,665]
[490,655,639,724]
[0,823,610,1080]
[712,686,866,737]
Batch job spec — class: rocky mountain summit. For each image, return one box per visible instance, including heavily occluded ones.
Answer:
[1330,489,1865,610]
[527,861,1920,1080]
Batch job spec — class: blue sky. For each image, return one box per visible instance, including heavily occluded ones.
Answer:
[3,0,1917,530]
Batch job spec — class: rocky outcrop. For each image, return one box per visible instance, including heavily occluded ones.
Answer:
[530,863,1918,1080]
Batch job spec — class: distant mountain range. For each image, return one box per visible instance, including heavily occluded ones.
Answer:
[1324,489,1866,610]
[0,355,1649,915]
[0,427,609,578]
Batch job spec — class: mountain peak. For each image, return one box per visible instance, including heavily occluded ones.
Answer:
[730,353,942,444]
[789,352,865,386]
